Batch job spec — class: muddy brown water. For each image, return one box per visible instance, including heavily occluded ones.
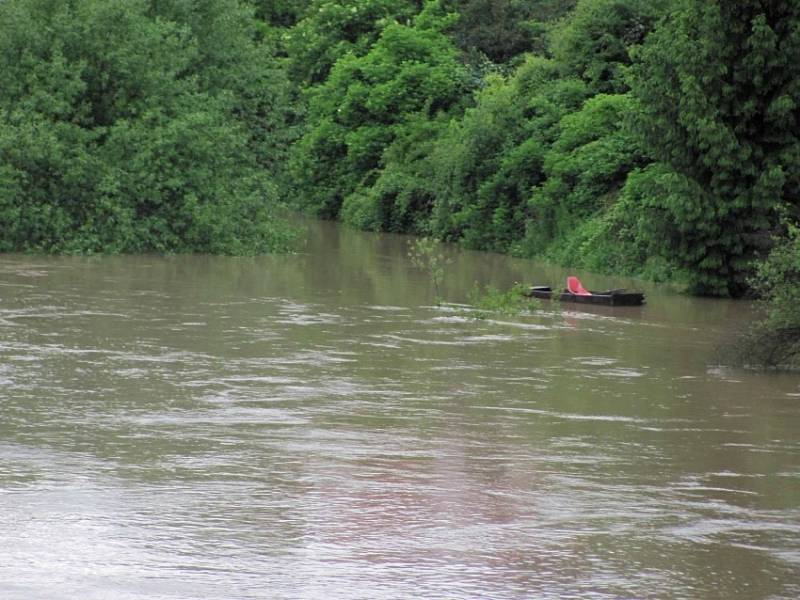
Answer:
[1,220,799,599]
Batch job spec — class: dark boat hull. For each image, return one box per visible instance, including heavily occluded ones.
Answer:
[526,286,645,306]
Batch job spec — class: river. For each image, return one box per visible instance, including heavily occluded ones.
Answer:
[1,220,799,599]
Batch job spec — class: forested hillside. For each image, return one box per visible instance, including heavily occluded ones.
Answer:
[1,1,798,317]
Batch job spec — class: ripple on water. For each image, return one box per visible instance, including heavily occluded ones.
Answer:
[2,254,800,600]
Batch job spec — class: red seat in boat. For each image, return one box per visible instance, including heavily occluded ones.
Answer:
[567,276,591,296]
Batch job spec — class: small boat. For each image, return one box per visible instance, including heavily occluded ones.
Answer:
[525,286,645,306]
[525,277,645,306]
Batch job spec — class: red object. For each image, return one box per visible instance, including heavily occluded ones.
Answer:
[567,276,591,296]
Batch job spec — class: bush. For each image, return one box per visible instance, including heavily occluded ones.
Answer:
[467,282,539,318]
[753,227,800,329]
[730,226,800,368]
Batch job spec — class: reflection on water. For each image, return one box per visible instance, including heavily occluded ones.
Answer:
[1,220,799,599]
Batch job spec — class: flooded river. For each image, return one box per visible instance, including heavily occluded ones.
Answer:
[1,220,799,599]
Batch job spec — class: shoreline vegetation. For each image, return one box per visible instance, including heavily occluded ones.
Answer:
[1,1,798,366]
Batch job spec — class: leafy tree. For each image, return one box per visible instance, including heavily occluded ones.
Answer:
[148,0,298,175]
[430,57,589,251]
[427,0,664,255]
[550,0,670,94]
[631,0,800,295]
[525,93,648,254]
[250,0,311,27]
[340,110,447,232]
[0,0,295,254]
[285,0,422,85]
[543,163,686,280]
[441,0,577,63]
[291,18,469,219]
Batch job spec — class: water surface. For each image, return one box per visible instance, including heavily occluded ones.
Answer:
[1,220,799,599]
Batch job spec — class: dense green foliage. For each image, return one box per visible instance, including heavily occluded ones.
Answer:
[443,0,578,63]
[289,0,666,252]
[629,0,800,296]
[429,57,588,251]
[251,0,310,28]
[550,0,665,94]
[735,226,800,368]
[291,8,469,221]
[753,227,800,334]
[0,0,295,254]
[285,0,423,85]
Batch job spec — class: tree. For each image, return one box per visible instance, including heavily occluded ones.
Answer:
[250,0,311,27]
[550,0,670,94]
[429,56,588,251]
[0,0,295,254]
[631,0,800,295]
[148,0,298,175]
[441,0,578,63]
[340,110,447,233]
[526,93,648,255]
[290,18,469,220]
[285,0,422,85]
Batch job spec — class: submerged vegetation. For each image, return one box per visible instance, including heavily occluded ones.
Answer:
[467,282,539,318]
[1,0,799,362]
[408,236,451,304]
